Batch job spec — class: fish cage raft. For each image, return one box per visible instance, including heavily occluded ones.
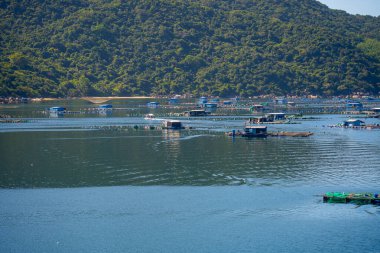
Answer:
[323,192,380,205]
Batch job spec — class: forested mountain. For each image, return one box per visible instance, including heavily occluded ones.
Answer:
[1,0,380,97]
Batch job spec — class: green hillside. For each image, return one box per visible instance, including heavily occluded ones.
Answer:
[1,0,379,97]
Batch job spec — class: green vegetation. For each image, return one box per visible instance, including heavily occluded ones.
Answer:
[1,0,379,97]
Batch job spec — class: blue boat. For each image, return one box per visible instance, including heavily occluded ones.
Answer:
[343,119,365,127]
[147,102,159,108]
[98,104,113,109]
[49,106,66,112]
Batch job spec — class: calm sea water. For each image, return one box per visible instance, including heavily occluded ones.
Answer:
[0,99,380,253]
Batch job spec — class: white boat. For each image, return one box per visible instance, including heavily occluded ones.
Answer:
[144,113,155,120]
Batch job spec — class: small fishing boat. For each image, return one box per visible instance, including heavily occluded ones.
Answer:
[144,113,155,120]
[323,192,380,205]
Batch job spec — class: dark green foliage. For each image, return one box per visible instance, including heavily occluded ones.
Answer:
[0,0,379,97]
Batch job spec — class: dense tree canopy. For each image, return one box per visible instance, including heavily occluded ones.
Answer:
[0,0,379,97]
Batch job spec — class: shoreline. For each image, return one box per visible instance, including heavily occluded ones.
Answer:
[0,96,155,104]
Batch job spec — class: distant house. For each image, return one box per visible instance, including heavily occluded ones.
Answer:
[265,113,286,122]
[248,116,268,124]
[198,97,208,105]
[242,126,268,138]
[49,106,66,117]
[343,119,365,127]
[162,120,184,129]
[184,109,208,117]
[248,113,286,123]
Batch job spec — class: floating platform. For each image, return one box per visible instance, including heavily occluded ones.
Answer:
[226,131,313,137]
[0,119,27,123]
[268,131,313,137]
[323,192,380,205]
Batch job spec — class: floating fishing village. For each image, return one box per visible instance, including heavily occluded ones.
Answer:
[1,95,380,207]
[2,95,380,131]
[2,95,380,134]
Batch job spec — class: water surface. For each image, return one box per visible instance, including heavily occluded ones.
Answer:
[0,100,379,253]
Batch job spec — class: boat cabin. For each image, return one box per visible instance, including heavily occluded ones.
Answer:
[343,119,365,127]
[162,120,184,129]
[242,126,267,137]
